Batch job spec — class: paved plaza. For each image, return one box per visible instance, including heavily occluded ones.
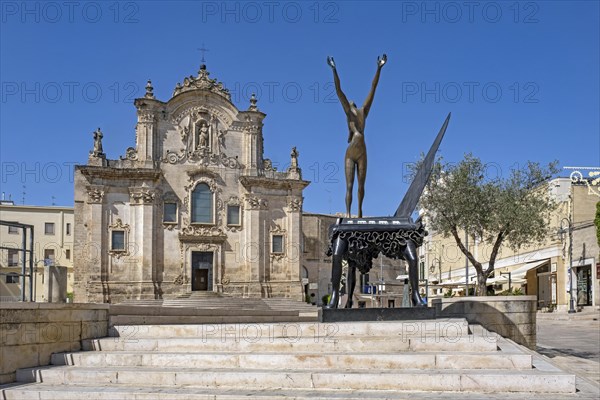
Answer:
[536,311,600,394]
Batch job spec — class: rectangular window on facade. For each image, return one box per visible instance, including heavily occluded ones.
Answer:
[66,223,71,235]
[44,249,55,266]
[7,249,19,267]
[65,249,71,260]
[111,230,126,251]
[45,222,55,235]
[272,235,284,254]
[163,203,178,223]
[6,274,19,284]
[227,205,240,226]
[8,226,18,234]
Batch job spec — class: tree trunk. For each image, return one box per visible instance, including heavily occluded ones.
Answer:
[476,271,489,296]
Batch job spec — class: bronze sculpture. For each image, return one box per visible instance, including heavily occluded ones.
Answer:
[327,54,386,218]
[326,113,451,309]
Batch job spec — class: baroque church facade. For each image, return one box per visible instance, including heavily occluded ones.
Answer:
[73,65,309,303]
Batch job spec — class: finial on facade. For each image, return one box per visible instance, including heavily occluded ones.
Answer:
[287,146,302,179]
[249,93,258,111]
[145,79,155,99]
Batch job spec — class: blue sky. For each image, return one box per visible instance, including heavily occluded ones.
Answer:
[1,1,598,216]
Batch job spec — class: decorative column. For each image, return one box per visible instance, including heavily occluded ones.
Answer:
[129,185,157,298]
[85,185,106,302]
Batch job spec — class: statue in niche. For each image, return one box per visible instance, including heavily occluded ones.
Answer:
[196,120,210,149]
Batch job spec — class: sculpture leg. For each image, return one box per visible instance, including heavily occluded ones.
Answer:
[403,240,425,307]
[356,155,367,219]
[344,158,356,217]
[344,261,357,308]
[327,236,347,309]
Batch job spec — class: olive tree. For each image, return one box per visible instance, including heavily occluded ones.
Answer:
[420,154,559,295]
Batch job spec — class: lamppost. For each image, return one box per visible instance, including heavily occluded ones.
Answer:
[430,257,442,283]
[499,270,512,292]
[559,217,576,314]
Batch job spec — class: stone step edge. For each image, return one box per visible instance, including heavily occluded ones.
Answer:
[14,367,575,393]
[0,384,580,400]
[49,351,532,370]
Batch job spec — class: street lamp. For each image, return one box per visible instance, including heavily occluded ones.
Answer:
[558,217,576,314]
[499,270,512,292]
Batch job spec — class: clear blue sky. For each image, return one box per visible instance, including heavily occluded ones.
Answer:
[1,1,598,216]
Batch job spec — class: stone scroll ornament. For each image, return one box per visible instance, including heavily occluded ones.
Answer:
[326,109,451,309]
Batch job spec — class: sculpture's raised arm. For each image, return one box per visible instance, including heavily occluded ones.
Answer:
[362,54,387,116]
[327,56,351,114]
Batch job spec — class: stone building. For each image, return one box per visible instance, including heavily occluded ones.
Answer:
[73,65,309,303]
[0,202,74,302]
[422,177,599,310]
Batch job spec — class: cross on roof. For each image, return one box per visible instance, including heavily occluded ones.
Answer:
[197,44,209,64]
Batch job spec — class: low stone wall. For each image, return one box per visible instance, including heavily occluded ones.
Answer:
[432,296,536,349]
[0,303,109,384]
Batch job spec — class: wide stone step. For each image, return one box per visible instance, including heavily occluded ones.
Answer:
[83,335,497,353]
[109,314,318,325]
[108,319,472,339]
[1,384,584,400]
[15,366,575,393]
[51,351,531,370]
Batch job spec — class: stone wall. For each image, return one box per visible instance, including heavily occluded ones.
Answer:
[432,296,536,349]
[0,303,109,384]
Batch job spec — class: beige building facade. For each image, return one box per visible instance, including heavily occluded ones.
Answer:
[422,178,599,310]
[0,203,74,302]
[73,65,309,303]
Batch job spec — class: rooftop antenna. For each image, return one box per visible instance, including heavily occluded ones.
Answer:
[22,185,26,205]
[51,196,56,206]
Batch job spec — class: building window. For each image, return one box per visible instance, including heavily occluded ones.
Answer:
[45,222,55,235]
[7,249,19,267]
[5,273,19,284]
[66,223,71,235]
[8,226,18,234]
[191,183,213,224]
[65,249,71,260]
[44,249,55,266]
[227,205,240,226]
[163,202,178,223]
[272,235,284,254]
[111,230,126,251]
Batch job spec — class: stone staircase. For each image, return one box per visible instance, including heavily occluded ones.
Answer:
[1,318,577,399]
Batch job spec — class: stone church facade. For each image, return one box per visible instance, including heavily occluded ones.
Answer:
[73,65,309,303]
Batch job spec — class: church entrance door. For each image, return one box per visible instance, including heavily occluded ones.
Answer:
[192,251,213,291]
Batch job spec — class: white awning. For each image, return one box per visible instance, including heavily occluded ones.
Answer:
[508,259,550,279]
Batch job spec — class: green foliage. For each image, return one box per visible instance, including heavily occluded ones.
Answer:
[498,287,525,296]
[595,202,600,248]
[322,294,331,305]
[443,289,455,298]
[420,153,559,295]
[66,292,74,302]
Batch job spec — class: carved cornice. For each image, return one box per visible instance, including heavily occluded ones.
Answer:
[244,195,268,210]
[178,226,227,243]
[138,111,156,123]
[239,176,310,191]
[173,65,231,101]
[129,187,156,205]
[86,186,104,204]
[287,197,303,212]
[78,166,161,181]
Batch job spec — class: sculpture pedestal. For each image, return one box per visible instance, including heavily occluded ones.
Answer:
[319,307,435,322]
